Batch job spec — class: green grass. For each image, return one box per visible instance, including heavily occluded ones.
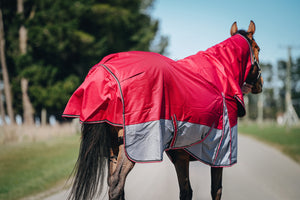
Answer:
[0,134,80,200]
[239,123,300,163]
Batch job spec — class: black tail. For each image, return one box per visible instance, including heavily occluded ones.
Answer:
[68,123,111,200]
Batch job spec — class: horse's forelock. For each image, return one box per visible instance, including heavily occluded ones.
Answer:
[235,30,254,43]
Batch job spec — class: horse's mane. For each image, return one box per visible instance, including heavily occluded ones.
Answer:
[235,30,254,44]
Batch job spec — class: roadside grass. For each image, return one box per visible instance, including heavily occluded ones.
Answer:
[239,122,300,164]
[0,131,80,200]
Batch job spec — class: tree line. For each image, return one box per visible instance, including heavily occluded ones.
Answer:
[248,58,300,123]
[1,0,299,125]
[0,0,168,125]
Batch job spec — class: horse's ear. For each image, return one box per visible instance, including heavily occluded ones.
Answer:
[230,22,238,36]
[247,20,256,38]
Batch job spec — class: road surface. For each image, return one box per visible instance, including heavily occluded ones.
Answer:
[43,134,300,200]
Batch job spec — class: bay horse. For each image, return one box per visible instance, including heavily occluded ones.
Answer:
[64,21,262,200]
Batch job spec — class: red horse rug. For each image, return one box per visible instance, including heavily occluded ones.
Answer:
[63,34,255,167]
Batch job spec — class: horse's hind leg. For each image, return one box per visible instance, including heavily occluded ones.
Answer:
[211,167,223,200]
[108,128,135,200]
[168,149,193,200]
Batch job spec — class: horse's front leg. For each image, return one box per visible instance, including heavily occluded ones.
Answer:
[211,167,223,200]
[108,128,135,200]
[168,149,193,200]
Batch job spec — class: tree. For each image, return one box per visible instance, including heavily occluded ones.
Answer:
[0,9,15,124]
[259,63,277,119]
[292,58,300,116]
[277,57,300,117]
[21,78,34,125]
[17,0,27,54]
[1,0,168,120]
[0,76,5,123]
[17,0,35,125]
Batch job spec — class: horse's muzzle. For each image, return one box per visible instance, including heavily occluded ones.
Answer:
[251,77,263,94]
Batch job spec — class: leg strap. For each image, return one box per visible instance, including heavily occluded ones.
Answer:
[118,136,124,146]
[110,137,124,163]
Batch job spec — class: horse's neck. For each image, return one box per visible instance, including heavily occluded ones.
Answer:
[178,34,251,87]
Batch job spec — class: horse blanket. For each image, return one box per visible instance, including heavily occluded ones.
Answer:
[63,34,254,167]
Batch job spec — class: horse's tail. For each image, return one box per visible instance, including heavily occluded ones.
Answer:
[68,123,111,200]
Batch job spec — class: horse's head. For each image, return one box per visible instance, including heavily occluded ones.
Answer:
[230,21,263,94]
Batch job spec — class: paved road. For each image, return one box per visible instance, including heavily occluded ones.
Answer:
[44,134,300,200]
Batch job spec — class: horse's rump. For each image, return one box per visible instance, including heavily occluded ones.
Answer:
[63,34,254,167]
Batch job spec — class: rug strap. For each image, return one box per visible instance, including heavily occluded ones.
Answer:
[118,136,124,146]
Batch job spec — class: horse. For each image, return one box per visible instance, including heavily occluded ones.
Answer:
[63,21,262,200]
